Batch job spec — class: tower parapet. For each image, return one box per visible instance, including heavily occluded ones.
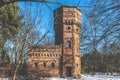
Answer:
[28,44,62,52]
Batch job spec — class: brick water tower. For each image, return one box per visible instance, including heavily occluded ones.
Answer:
[54,5,82,77]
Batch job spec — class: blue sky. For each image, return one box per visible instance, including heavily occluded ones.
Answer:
[17,0,96,50]
[18,0,92,31]
[18,0,92,22]
[17,0,93,47]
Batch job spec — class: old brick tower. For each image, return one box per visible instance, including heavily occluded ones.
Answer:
[28,5,81,78]
[54,5,81,77]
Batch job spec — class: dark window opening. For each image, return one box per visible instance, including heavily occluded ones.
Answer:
[56,54,58,57]
[77,64,79,67]
[51,63,55,68]
[32,54,34,56]
[44,54,46,57]
[67,26,71,30]
[65,20,67,24]
[43,63,46,67]
[76,28,78,32]
[66,40,71,48]
[68,20,70,25]
[35,63,38,68]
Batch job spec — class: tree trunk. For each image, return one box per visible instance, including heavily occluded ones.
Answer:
[12,60,22,80]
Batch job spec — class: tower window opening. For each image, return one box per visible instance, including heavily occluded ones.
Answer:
[51,63,55,68]
[32,54,34,56]
[43,63,46,67]
[76,28,78,32]
[41,53,43,56]
[35,63,38,68]
[38,53,40,56]
[44,54,46,57]
[68,20,71,25]
[65,20,67,24]
[67,26,71,30]
[56,54,58,57]
[66,40,71,48]
[77,64,79,67]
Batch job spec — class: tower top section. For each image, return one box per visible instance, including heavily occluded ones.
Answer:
[54,5,82,45]
[54,5,82,13]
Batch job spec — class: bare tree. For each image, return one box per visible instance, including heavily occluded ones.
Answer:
[7,3,53,80]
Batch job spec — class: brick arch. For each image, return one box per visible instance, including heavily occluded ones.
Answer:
[47,53,49,57]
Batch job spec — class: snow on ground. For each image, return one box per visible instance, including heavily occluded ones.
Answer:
[45,74,120,80]
[80,74,120,80]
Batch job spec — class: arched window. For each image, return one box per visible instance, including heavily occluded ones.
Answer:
[32,54,34,56]
[66,40,71,48]
[43,63,46,67]
[38,53,40,56]
[44,54,46,57]
[68,20,70,25]
[65,20,67,24]
[67,26,71,30]
[56,54,58,57]
[76,28,78,32]
[35,63,38,68]
[41,53,43,56]
[53,54,55,56]
[51,63,55,68]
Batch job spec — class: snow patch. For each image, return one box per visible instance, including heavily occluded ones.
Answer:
[45,74,120,80]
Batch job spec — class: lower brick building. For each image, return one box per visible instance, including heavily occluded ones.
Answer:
[28,45,62,77]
